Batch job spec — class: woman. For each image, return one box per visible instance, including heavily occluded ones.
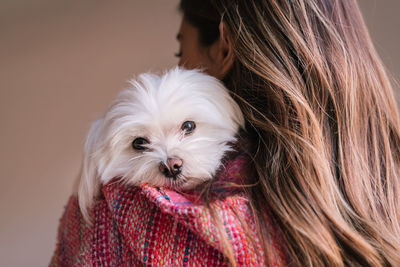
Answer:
[51,0,400,266]
[176,0,400,265]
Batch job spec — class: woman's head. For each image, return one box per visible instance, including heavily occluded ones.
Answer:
[177,1,234,79]
[179,0,400,266]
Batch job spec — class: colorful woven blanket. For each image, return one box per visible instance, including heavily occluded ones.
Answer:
[50,153,287,266]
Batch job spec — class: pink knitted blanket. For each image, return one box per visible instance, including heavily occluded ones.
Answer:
[50,153,287,266]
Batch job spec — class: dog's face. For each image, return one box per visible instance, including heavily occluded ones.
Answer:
[90,68,245,191]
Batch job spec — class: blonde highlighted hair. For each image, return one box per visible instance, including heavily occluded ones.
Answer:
[181,0,400,265]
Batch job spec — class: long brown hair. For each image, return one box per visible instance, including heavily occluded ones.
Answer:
[180,0,400,266]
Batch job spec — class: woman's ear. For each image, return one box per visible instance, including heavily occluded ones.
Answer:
[208,22,235,79]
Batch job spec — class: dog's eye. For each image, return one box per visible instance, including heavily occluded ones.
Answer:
[132,137,149,150]
[181,121,196,135]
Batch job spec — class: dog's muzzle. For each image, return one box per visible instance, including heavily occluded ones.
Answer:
[159,158,183,179]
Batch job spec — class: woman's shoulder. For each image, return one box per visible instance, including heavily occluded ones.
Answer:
[50,149,287,266]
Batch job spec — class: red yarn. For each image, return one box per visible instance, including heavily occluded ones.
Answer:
[50,153,287,266]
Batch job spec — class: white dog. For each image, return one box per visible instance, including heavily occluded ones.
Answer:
[78,67,245,220]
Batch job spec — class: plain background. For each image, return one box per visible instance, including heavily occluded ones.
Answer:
[0,1,399,266]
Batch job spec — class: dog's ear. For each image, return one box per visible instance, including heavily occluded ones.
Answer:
[78,118,104,223]
[227,93,245,130]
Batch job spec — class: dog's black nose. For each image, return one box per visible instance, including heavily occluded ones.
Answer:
[159,158,183,179]
[168,158,183,174]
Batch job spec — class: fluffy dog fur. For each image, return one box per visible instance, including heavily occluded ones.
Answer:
[78,67,244,220]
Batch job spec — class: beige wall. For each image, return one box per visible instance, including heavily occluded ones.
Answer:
[0,1,398,266]
[0,1,180,266]
[360,0,400,100]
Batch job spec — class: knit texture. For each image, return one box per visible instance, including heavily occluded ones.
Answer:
[50,153,288,266]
